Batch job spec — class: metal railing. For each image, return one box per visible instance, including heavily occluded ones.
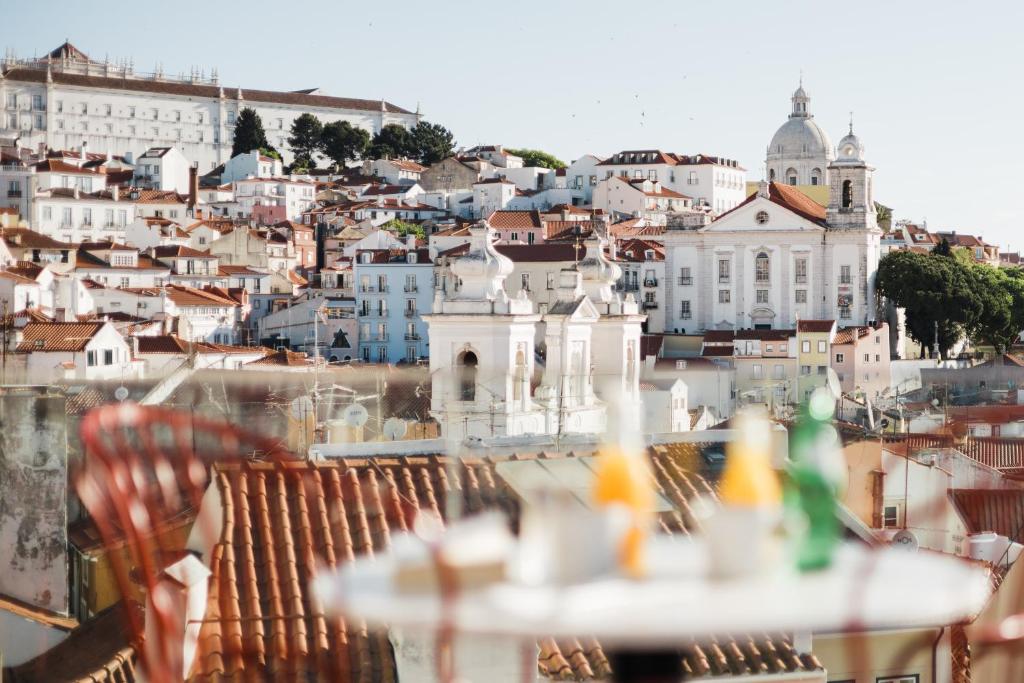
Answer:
[643,301,659,310]
[404,309,417,318]
[404,284,418,292]
[6,190,21,198]
[644,278,658,287]
[404,332,421,341]
[678,277,692,286]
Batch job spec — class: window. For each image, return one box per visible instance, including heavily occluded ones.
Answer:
[128,106,136,118]
[795,289,807,304]
[521,273,530,291]
[842,180,853,208]
[882,505,901,529]
[87,350,97,366]
[876,677,918,683]
[864,353,870,362]
[839,305,851,320]
[718,259,730,283]
[773,364,784,380]
[718,289,730,303]
[836,353,845,363]
[755,252,770,283]
[43,206,52,221]
[103,349,114,365]
[547,272,555,290]
[680,300,691,319]
[755,210,769,225]
[840,265,852,284]
[801,340,810,353]
[688,171,698,185]
[795,257,807,284]
[648,170,657,181]
[679,267,692,286]
[801,365,811,375]
[766,345,773,353]
[752,364,763,380]
[876,354,881,362]
[82,208,92,226]
[817,365,827,375]
[818,340,826,353]
[756,290,768,304]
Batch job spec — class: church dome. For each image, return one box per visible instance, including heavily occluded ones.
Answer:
[450,221,513,300]
[834,125,865,164]
[767,116,834,162]
[766,83,835,164]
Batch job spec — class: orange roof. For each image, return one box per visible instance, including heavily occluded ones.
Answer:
[487,209,542,230]
[717,182,826,226]
[244,348,310,366]
[33,158,100,175]
[165,285,239,307]
[950,489,1024,538]
[16,321,106,352]
[797,319,835,333]
[187,450,820,681]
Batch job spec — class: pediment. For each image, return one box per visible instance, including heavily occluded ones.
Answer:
[703,196,825,234]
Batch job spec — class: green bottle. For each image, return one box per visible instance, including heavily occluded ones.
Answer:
[785,388,843,572]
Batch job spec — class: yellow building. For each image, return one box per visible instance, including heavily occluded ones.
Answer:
[796,319,837,401]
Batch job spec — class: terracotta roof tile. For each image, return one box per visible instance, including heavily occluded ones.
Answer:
[796,319,835,333]
[16,321,105,352]
[950,489,1024,538]
[183,447,820,681]
[487,210,543,230]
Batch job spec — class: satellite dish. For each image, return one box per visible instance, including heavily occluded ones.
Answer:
[114,386,129,402]
[892,529,919,552]
[825,368,842,401]
[290,396,314,420]
[382,417,407,441]
[343,403,369,428]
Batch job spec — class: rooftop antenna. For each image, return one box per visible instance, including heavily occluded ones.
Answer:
[799,69,803,88]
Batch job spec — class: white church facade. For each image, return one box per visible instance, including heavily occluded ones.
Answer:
[424,223,644,441]
[664,86,882,333]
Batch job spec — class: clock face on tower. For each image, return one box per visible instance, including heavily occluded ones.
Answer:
[843,145,856,157]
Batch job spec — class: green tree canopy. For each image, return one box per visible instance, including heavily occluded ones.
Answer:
[288,113,324,169]
[877,249,1022,358]
[382,219,424,239]
[367,124,413,160]
[505,147,567,170]
[409,121,455,165]
[231,108,272,158]
[319,120,370,169]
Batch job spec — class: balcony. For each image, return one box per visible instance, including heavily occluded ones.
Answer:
[6,190,21,198]
[795,275,807,284]
[678,277,692,286]
[404,284,418,292]
[365,333,389,342]
[616,282,640,292]
[718,277,730,284]
[644,278,658,288]
[643,301,659,310]
[404,309,418,318]
[404,332,421,341]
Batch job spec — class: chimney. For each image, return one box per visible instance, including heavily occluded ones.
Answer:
[188,163,199,212]
[143,553,211,682]
[112,185,119,202]
[81,140,88,162]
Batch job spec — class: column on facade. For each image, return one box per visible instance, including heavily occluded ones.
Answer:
[780,243,791,327]
[735,246,745,329]
[818,239,832,320]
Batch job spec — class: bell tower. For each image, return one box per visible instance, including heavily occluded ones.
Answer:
[423,222,545,441]
[826,120,878,232]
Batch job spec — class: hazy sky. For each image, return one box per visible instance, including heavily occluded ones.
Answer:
[5,1,1023,248]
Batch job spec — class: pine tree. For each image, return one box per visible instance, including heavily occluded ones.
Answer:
[288,113,324,169]
[367,124,413,160]
[320,120,370,169]
[409,122,455,165]
[230,108,271,158]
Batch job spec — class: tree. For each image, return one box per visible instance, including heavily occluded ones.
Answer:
[367,124,413,160]
[288,113,323,169]
[875,203,893,231]
[505,147,567,170]
[876,250,976,358]
[965,265,1024,356]
[231,108,272,158]
[319,120,370,169]
[408,121,455,165]
[383,219,424,239]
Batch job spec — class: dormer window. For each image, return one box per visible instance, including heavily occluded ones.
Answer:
[407,252,417,264]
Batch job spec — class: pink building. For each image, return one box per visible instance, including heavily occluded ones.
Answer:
[831,323,891,400]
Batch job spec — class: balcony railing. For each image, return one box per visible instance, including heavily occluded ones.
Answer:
[404,332,421,341]
[404,309,418,318]
[678,277,692,286]
[718,276,730,284]
[643,301,659,310]
[6,190,21,198]
[404,284,418,292]
[644,278,658,287]
[616,282,640,292]
[795,275,807,284]
[363,333,390,342]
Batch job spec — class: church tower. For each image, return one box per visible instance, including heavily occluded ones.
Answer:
[423,222,545,441]
[766,81,834,187]
[826,122,878,232]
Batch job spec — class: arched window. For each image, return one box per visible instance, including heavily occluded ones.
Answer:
[458,350,477,401]
[768,168,776,182]
[842,180,853,208]
[810,168,822,186]
[785,167,798,186]
[755,252,770,283]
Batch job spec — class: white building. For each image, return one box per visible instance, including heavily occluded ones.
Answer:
[592,176,692,222]
[564,153,604,205]
[353,247,434,364]
[595,150,746,214]
[0,42,420,172]
[233,177,316,222]
[663,119,881,335]
[16,320,136,382]
[133,146,190,193]
[362,158,425,186]
[220,150,282,184]
[766,82,834,187]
